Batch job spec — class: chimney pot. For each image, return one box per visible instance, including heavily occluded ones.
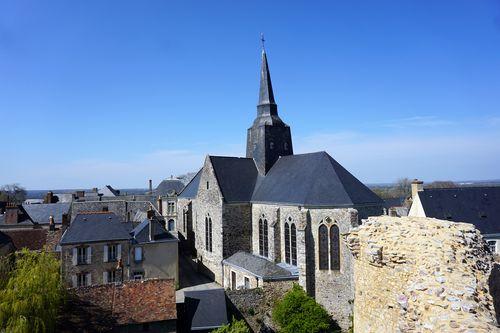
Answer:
[411,179,424,199]
[149,179,153,194]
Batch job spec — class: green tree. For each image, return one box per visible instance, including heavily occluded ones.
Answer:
[212,317,250,333]
[272,284,336,333]
[0,249,64,332]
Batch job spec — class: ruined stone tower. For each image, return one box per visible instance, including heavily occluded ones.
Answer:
[246,48,293,174]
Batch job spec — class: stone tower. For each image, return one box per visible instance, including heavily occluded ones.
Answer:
[246,48,293,174]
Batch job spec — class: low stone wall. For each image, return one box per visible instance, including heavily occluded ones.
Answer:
[346,216,499,332]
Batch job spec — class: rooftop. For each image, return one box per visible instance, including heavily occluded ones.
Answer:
[223,251,298,281]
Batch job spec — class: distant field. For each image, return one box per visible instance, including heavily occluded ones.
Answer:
[25,188,148,199]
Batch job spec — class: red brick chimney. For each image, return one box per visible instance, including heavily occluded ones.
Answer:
[5,203,19,225]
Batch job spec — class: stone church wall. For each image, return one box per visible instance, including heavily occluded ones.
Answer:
[222,203,252,258]
[346,216,499,332]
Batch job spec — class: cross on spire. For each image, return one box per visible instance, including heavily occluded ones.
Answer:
[260,33,265,50]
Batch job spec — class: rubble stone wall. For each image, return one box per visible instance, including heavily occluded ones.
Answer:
[346,216,499,332]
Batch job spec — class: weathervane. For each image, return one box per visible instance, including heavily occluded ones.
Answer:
[260,33,265,50]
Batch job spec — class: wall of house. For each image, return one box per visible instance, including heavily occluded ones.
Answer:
[130,240,179,283]
[222,203,252,258]
[408,194,426,217]
[193,157,225,283]
[61,240,129,287]
[222,264,260,290]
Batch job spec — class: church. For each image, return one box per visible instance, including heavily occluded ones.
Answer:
[176,46,384,329]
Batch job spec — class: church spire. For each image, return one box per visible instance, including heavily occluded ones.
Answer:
[258,48,276,106]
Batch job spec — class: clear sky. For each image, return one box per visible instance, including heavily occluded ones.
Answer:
[1,0,500,189]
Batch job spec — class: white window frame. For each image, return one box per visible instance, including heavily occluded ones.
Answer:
[487,240,497,254]
[77,247,87,265]
[77,273,87,287]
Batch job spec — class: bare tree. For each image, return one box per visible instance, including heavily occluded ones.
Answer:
[0,184,27,204]
[426,181,457,189]
[393,178,412,198]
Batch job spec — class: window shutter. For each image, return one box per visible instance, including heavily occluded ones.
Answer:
[117,244,122,260]
[72,248,77,266]
[86,273,91,286]
[71,275,77,288]
[103,271,108,284]
[86,246,92,264]
[103,245,108,262]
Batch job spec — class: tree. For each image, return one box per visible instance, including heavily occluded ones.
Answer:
[212,317,250,333]
[393,178,412,198]
[426,181,457,189]
[0,184,27,204]
[0,249,64,332]
[272,284,337,333]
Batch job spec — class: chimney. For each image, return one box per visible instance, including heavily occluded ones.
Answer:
[148,209,156,242]
[44,191,54,204]
[49,215,55,231]
[411,179,424,199]
[388,208,398,217]
[157,196,163,216]
[149,179,153,194]
[62,213,70,230]
[5,203,19,225]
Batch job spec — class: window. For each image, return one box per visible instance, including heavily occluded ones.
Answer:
[133,271,144,280]
[270,141,274,149]
[205,216,212,252]
[244,277,250,289]
[183,209,187,233]
[318,225,329,270]
[258,218,269,257]
[330,225,340,270]
[290,224,297,266]
[77,247,87,265]
[134,247,143,262]
[168,219,175,231]
[206,181,209,189]
[488,240,497,253]
[77,273,87,287]
[231,271,236,290]
[107,270,117,283]
[284,222,290,264]
[167,202,175,214]
[108,244,117,262]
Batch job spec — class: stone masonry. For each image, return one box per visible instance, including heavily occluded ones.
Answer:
[346,216,499,332]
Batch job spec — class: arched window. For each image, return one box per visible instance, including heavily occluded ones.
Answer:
[319,224,329,270]
[258,219,264,256]
[284,222,290,264]
[205,216,212,252]
[330,225,340,270]
[263,219,269,257]
[290,224,297,266]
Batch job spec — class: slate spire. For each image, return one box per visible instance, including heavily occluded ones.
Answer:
[246,37,294,175]
[258,49,276,107]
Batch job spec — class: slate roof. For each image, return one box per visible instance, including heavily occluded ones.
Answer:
[184,288,228,330]
[155,179,185,196]
[223,251,298,280]
[210,156,259,203]
[60,212,132,245]
[252,151,383,207]
[418,187,500,235]
[98,185,120,197]
[22,203,71,224]
[131,218,175,243]
[2,229,49,251]
[178,169,202,199]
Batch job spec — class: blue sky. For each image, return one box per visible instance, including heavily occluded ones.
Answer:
[1,1,499,189]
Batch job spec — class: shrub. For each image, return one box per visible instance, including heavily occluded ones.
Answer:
[212,317,250,333]
[0,249,64,332]
[272,284,333,333]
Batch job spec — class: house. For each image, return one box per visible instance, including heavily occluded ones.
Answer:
[60,279,177,333]
[59,211,178,287]
[155,177,185,232]
[409,179,500,255]
[182,288,228,332]
[176,47,383,329]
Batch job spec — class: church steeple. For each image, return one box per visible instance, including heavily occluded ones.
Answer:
[258,50,276,107]
[246,37,293,175]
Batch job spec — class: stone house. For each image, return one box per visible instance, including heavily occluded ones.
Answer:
[177,47,383,329]
[408,180,500,257]
[59,211,178,287]
[154,177,185,232]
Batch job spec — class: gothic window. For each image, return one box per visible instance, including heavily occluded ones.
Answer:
[330,224,340,270]
[284,222,290,264]
[270,141,274,150]
[259,218,269,257]
[319,224,329,270]
[205,216,213,252]
[290,224,297,266]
